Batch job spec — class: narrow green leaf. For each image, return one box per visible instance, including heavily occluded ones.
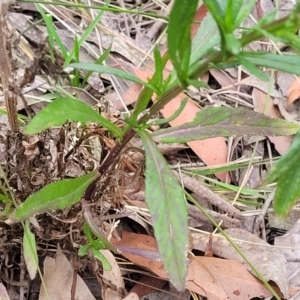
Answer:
[168,0,198,84]
[72,37,80,87]
[78,245,89,256]
[152,107,299,143]
[83,210,120,254]
[36,4,68,59]
[203,0,225,29]
[92,248,112,271]
[24,98,122,137]
[243,52,300,75]
[264,131,300,217]
[186,79,209,89]
[83,222,94,244]
[138,130,188,291]
[82,45,112,87]
[238,54,269,81]
[190,12,220,65]
[224,0,235,32]
[153,46,163,89]
[13,171,98,222]
[63,0,110,67]
[224,33,241,55]
[124,86,154,133]
[233,0,256,27]
[152,98,188,126]
[23,220,38,280]
[92,239,105,250]
[69,63,157,91]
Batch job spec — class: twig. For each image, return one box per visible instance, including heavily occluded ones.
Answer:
[173,171,242,217]
[0,0,19,132]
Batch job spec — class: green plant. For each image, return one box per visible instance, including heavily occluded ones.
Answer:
[11,0,300,292]
[78,222,112,271]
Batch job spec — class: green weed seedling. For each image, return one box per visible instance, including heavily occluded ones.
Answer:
[78,222,112,271]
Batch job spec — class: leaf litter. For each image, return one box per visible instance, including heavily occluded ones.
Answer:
[0,0,299,299]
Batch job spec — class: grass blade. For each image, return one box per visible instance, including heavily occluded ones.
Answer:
[243,52,300,75]
[69,63,157,91]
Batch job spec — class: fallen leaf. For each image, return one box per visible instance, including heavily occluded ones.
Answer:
[129,275,167,299]
[241,75,282,98]
[287,76,300,109]
[161,95,229,182]
[187,256,286,300]
[210,69,237,90]
[191,228,289,298]
[122,292,139,300]
[252,88,293,154]
[112,231,168,279]
[274,218,300,291]
[101,249,124,300]
[112,231,292,299]
[0,283,10,300]
[39,245,95,300]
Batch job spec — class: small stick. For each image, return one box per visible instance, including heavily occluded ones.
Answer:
[0,1,19,132]
[173,171,242,217]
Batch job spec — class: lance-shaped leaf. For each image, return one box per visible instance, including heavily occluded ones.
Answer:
[242,52,300,76]
[23,220,38,280]
[152,107,299,143]
[24,98,122,137]
[190,11,220,65]
[138,130,188,291]
[69,63,157,92]
[168,0,198,84]
[13,171,98,222]
[264,131,300,217]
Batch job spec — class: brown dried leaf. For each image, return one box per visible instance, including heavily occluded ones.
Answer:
[122,293,139,300]
[252,88,293,154]
[287,76,300,109]
[187,256,286,300]
[39,245,95,300]
[112,232,292,299]
[101,249,124,300]
[0,283,10,300]
[192,228,289,298]
[274,219,300,290]
[112,231,168,279]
